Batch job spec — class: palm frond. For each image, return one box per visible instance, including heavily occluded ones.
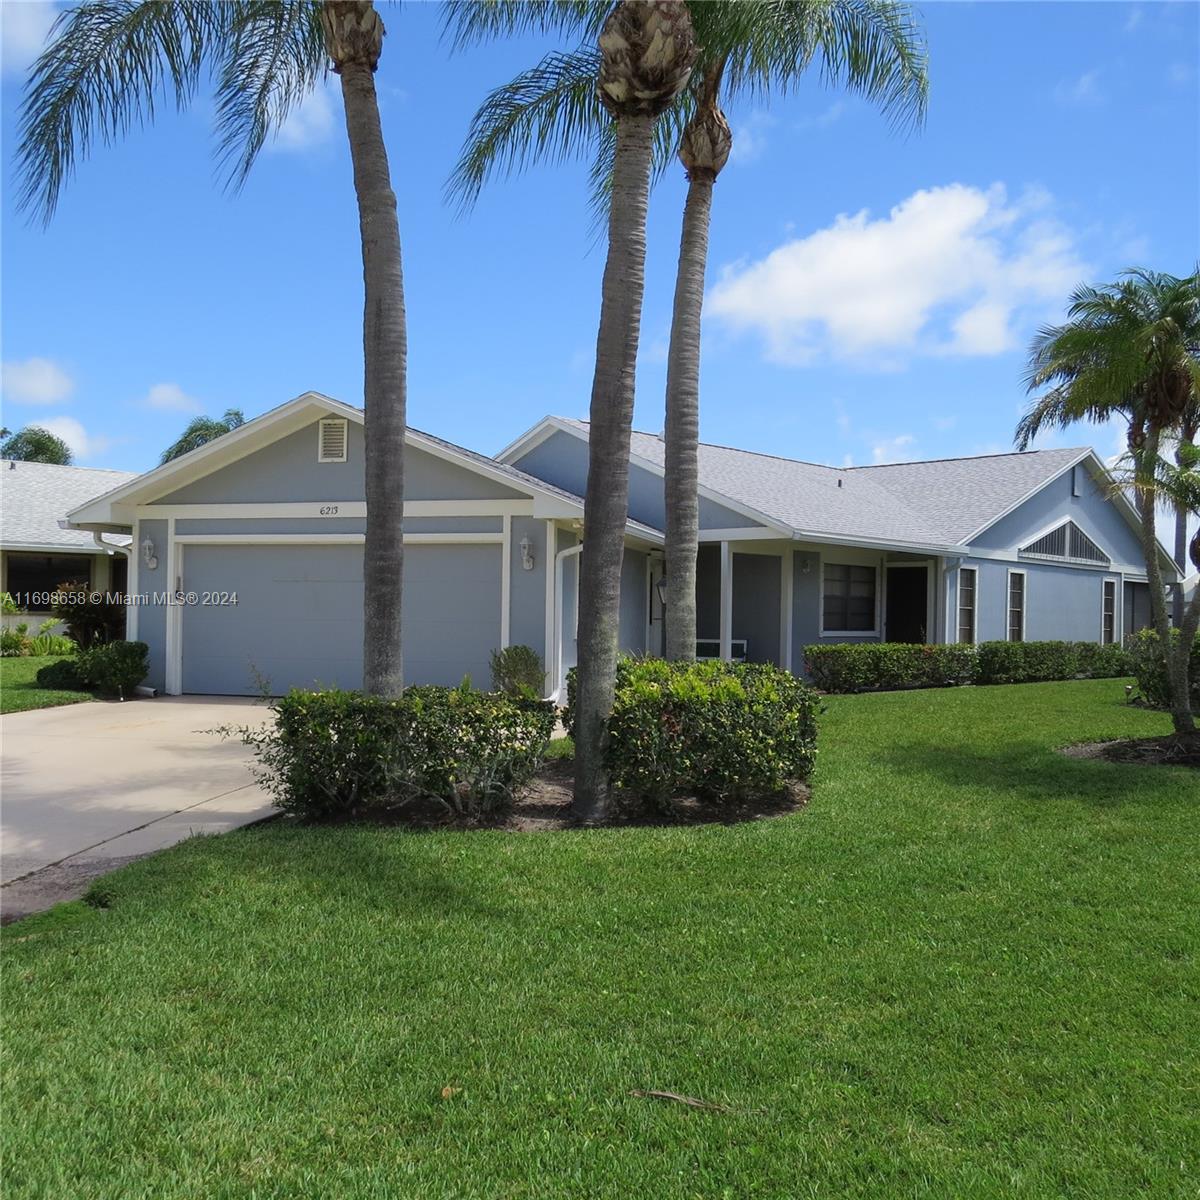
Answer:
[441,1,607,52]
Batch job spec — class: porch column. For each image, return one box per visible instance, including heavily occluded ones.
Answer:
[780,548,793,671]
[720,540,733,661]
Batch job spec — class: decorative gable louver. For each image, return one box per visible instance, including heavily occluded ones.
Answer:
[317,418,348,463]
[1020,520,1109,565]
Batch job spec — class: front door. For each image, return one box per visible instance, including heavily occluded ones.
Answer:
[885,565,928,644]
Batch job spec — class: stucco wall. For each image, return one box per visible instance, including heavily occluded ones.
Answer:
[134,518,168,692]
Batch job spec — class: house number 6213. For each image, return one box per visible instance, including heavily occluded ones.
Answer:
[319,505,339,516]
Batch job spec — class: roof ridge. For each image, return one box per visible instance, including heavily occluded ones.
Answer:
[0,459,135,474]
[848,447,1089,471]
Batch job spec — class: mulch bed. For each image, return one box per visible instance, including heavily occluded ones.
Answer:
[1062,734,1200,769]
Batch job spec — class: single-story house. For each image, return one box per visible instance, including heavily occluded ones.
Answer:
[64,391,1177,698]
[1,459,134,629]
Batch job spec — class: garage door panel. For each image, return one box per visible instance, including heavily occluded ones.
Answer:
[181,542,502,695]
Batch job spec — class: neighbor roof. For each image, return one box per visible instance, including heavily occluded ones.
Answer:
[1,460,135,553]
[551,418,1090,548]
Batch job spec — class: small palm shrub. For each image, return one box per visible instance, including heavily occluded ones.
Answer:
[75,640,149,699]
[566,658,819,812]
[1126,628,1200,709]
[237,684,556,820]
[490,644,545,698]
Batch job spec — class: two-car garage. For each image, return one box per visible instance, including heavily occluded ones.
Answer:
[179,542,502,695]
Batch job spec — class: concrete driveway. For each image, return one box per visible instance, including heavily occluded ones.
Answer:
[1,697,277,919]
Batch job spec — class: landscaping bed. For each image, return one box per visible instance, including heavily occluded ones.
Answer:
[0,655,94,715]
[1063,732,1200,769]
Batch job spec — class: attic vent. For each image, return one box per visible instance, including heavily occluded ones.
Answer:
[1020,520,1110,565]
[317,418,348,463]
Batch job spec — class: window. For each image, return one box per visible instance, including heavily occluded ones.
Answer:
[1019,519,1109,565]
[1102,579,1116,645]
[957,567,977,644]
[823,563,876,633]
[317,417,348,463]
[1007,571,1026,642]
[4,552,92,612]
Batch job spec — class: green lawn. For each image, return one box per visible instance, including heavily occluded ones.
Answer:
[3,680,1197,1198]
[0,655,92,714]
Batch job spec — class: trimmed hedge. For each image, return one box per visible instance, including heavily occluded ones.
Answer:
[1127,627,1200,709]
[567,658,819,810]
[238,685,556,820]
[804,640,1132,693]
[34,657,88,691]
[75,640,149,699]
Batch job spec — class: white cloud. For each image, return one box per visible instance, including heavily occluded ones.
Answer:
[797,101,845,131]
[34,416,110,460]
[271,79,337,152]
[1,357,74,405]
[706,182,1088,366]
[143,382,201,413]
[729,112,774,166]
[871,434,916,464]
[1053,70,1102,107]
[0,0,59,79]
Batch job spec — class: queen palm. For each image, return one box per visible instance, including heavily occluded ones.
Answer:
[160,408,246,464]
[448,2,925,683]
[1016,267,1200,734]
[17,0,408,696]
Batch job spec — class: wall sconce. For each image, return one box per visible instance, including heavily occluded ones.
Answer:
[799,555,812,574]
[519,536,535,571]
[140,535,158,570]
[656,576,668,607]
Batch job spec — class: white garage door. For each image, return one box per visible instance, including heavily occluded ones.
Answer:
[180,542,502,695]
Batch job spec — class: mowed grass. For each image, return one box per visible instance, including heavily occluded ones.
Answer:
[0,655,91,714]
[3,680,1197,1198]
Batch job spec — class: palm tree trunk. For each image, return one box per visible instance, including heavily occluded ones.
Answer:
[572,112,655,822]
[333,53,407,697]
[1176,502,1190,626]
[1135,431,1194,733]
[662,173,714,662]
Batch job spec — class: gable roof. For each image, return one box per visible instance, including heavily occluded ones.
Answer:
[503,416,1172,563]
[1,460,135,553]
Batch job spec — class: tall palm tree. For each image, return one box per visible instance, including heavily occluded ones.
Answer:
[1170,398,1199,624]
[570,0,696,820]
[447,1,926,664]
[160,408,246,464]
[0,426,73,465]
[17,0,407,696]
[1017,267,1200,734]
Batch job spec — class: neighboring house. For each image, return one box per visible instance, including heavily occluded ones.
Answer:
[1,459,135,628]
[65,392,1178,699]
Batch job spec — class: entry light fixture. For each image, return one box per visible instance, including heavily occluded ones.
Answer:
[519,536,535,571]
[656,577,668,607]
[140,535,158,570]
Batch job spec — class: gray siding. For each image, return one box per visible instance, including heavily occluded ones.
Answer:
[135,519,168,692]
[157,423,525,505]
[508,517,549,663]
[514,429,765,532]
[733,553,781,664]
[618,550,648,654]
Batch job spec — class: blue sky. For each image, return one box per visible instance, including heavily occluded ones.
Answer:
[1,0,1197,477]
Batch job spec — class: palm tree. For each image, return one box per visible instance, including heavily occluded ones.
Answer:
[1,426,73,465]
[17,0,407,697]
[447,2,926,665]
[1017,267,1200,734]
[1170,398,1199,624]
[160,408,246,464]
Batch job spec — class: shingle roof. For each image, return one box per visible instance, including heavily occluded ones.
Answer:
[556,419,1088,548]
[1,460,136,552]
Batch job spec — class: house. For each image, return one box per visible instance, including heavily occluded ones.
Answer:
[64,392,1177,698]
[1,459,135,627]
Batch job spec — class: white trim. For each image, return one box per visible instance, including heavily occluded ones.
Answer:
[961,449,1092,543]
[543,520,557,695]
[780,549,794,670]
[956,565,978,646]
[818,554,882,637]
[500,515,512,650]
[1101,577,1117,645]
[1006,568,1027,642]
[165,518,181,695]
[127,518,140,641]
[133,500,532,519]
[1,542,120,557]
[1016,515,1112,567]
[317,417,349,463]
[552,541,583,700]
[699,527,786,543]
[495,418,558,463]
[719,541,733,661]
[958,545,1152,576]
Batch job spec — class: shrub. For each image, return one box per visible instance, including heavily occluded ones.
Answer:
[35,657,87,691]
[238,684,556,820]
[76,640,149,699]
[1127,628,1200,709]
[1,593,22,615]
[1072,641,1132,680]
[50,582,124,649]
[804,643,977,693]
[490,644,545,699]
[566,658,819,811]
[0,624,30,657]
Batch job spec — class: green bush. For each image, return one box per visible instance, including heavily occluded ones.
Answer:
[566,658,819,811]
[490,644,545,699]
[50,582,124,649]
[804,643,978,693]
[975,640,1131,685]
[238,684,556,820]
[1126,628,1200,709]
[35,657,88,691]
[76,640,149,698]
[1,624,30,657]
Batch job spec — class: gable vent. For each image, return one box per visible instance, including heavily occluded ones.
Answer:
[1020,520,1109,565]
[317,418,348,463]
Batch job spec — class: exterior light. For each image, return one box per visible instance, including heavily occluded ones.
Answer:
[519,536,535,571]
[140,535,158,570]
[656,577,668,607]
